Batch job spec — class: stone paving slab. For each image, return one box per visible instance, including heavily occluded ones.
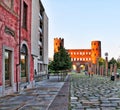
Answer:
[48,75,70,110]
[70,74,120,110]
[0,76,65,110]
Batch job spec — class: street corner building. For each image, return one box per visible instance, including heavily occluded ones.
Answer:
[0,0,48,96]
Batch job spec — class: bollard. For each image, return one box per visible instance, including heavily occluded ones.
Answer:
[111,75,115,81]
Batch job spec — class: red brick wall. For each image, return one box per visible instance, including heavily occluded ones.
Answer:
[20,0,33,82]
[68,49,92,63]
[91,41,101,64]
[54,38,64,53]
[0,1,19,85]
[0,0,34,85]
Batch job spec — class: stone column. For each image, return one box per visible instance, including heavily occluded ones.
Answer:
[102,65,104,76]
[114,63,117,79]
[110,64,113,76]
[105,52,108,76]
[96,58,99,75]
[100,66,102,76]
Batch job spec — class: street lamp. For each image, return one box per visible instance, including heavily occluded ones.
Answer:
[105,52,108,76]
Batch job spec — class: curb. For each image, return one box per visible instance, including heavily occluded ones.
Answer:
[47,75,70,110]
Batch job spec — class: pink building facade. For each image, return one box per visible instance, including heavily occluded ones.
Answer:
[0,0,34,96]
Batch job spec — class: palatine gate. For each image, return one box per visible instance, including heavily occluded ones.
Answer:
[54,38,101,73]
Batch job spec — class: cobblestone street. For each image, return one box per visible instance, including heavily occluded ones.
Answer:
[70,73,120,110]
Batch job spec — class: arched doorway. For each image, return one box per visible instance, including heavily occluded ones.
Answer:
[20,44,28,83]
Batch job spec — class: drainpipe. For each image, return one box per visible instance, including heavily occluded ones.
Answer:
[16,0,21,92]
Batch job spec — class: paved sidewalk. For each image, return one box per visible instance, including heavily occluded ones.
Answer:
[48,75,70,110]
[0,76,68,110]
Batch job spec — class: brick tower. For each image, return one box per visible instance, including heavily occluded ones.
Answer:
[54,38,64,53]
[91,41,101,64]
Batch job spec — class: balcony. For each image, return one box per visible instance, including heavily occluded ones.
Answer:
[38,27,43,34]
[39,13,43,20]
[38,41,42,47]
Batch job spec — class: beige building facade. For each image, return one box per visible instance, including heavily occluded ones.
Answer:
[31,0,48,76]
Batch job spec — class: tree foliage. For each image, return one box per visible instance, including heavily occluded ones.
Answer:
[117,57,120,69]
[98,57,105,66]
[108,57,117,68]
[48,46,72,72]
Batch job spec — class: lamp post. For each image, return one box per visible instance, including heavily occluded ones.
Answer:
[105,52,108,76]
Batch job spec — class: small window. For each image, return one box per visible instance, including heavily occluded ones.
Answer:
[23,2,28,29]
[74,58,76,61]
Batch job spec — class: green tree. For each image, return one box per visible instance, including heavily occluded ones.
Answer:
[116,57,120,69]
[48,61,54,72]
[108,57,117,68]
[49,46,72,72]
[98,57,105,66]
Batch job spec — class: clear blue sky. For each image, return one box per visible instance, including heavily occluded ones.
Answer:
[41,0,120,60]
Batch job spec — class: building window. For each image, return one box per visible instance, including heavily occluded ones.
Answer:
[40,37,42,42]
[5,50,12,87]
[21,44,28,82]
[40,64,42,71]
[40,47,42,56]
[21,54,26,77]
[23,2,28,29]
